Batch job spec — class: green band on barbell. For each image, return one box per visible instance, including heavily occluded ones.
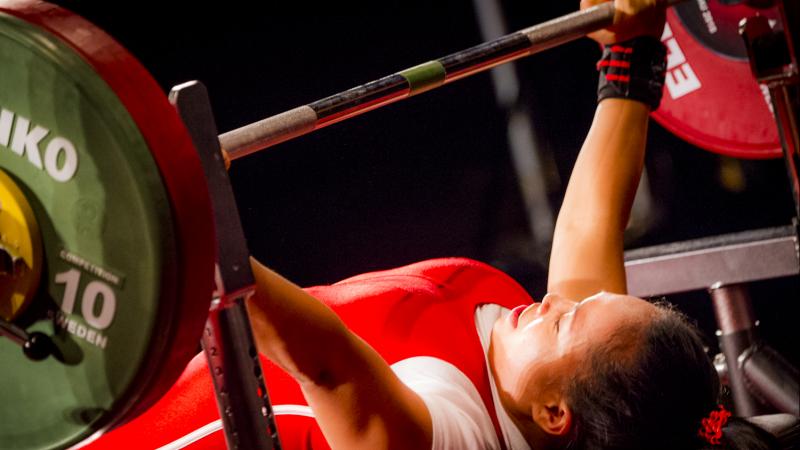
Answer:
[398,61,446,96]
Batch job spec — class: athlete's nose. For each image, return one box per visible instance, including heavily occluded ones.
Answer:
[539,293,558,316]
[540,293,574,317]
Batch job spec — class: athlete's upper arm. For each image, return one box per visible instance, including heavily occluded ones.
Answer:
[299,333,433,450]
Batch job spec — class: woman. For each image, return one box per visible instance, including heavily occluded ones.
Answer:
[88,0,778,448]
[243,0,776,447]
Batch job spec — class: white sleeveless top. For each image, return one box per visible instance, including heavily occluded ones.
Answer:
[391,304,531,450]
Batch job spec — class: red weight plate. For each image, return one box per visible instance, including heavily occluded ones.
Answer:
[653,2,782,159]
[0,0,215,439]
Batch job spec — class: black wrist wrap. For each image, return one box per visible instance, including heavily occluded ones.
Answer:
[597,36,667,110]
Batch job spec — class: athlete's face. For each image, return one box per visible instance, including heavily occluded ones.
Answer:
[489,292,657,421]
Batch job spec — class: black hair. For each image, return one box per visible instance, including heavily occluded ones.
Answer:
[563,302,779,450]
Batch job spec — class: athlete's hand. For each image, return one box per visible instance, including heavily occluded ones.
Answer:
[580,0,666,44]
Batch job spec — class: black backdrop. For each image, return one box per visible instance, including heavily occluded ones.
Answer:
[54,1,798,368]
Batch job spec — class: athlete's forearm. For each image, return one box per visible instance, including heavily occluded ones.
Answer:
[548,98,650,298]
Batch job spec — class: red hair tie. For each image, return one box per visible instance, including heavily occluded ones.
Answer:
[698,405,732,445]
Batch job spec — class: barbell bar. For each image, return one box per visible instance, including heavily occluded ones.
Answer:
[220,0,683,160]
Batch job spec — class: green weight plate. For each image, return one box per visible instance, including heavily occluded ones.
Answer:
[0,2,215,449]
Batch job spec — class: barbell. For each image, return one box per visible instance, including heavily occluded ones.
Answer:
[0,0,784,448]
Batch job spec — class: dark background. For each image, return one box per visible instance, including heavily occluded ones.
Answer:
[55,1,798,369]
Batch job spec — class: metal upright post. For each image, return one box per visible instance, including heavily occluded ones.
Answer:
[740,0,800,223]
[708,283,769,416]
[471,0,558,256]
[170,81,281,450]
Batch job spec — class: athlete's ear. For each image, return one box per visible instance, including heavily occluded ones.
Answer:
[532,398,572,436]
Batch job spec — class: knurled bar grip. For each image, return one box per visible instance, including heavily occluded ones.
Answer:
[219,1,682,160]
